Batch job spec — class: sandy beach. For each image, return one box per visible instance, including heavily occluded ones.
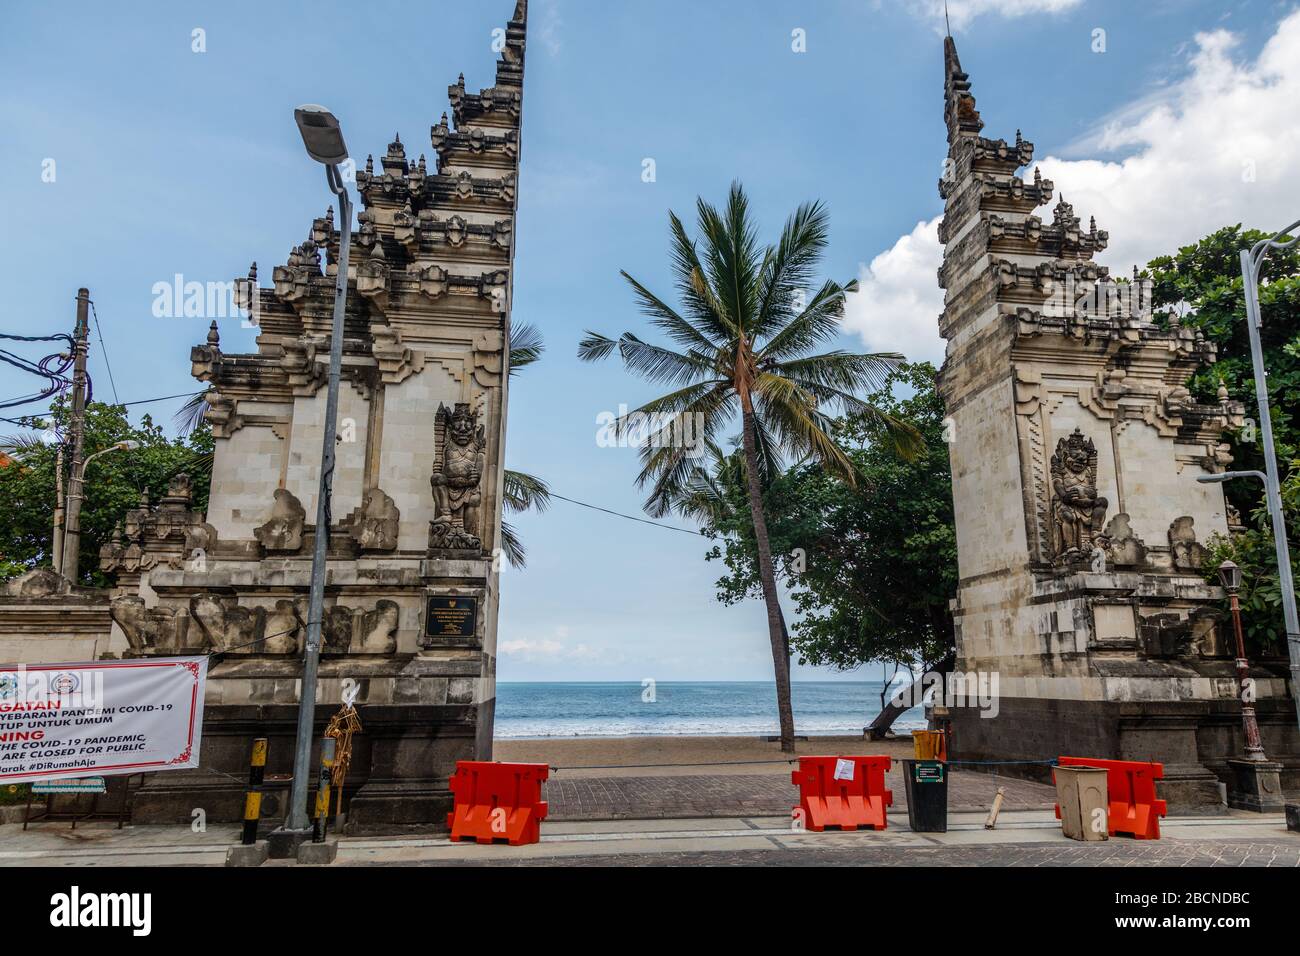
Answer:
[495,734,917,778]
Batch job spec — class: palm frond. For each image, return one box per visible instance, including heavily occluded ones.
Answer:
[657,440,740,524]
[696,184,762,339]
[668,211,736,340]
[757,279,858,362]
[173,390,212,437]
[509,322,545,375]
[0,432,56,458]
[577,331,619,363]
[634,384,737,516]
[754,374,857,483]
[619,270,720,355]
[500,520,527,569]
[503,468,551,514]
[771,350,903,397]
[755,200,831,338]
[599,333,717,388]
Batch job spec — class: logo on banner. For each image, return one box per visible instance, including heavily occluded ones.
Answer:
[51,672,81,696]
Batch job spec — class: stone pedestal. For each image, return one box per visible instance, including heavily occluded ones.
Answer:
[297,839,339,865]
[267,827,309,860]
[225,842,269,867]
[1226,758,1286,812]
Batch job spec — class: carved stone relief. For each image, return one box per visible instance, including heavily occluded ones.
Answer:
[1169,516,1208,571]
[110,596,191,655]
[254,488,306,552]
[1102,513,1147,567]
[189,594,264,654]
[342,488,400,552]
[355,600,400,654]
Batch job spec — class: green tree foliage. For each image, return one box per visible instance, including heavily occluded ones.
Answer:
[1204,467,1300,655]
[1147,225,1300,651]
[691,362,957,674]
[1147,225,1300,516]
[0,400,212,587]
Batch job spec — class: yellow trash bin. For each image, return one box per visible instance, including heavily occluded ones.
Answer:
[912,730,947,760]
[1055,764,1109,841]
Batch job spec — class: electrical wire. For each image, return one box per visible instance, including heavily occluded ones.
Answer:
[88,300,121,406]
[548,491,702,536]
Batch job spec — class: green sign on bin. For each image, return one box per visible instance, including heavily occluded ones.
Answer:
[912,761,945,784]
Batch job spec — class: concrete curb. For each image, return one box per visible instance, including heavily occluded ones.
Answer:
[0,806,31,827]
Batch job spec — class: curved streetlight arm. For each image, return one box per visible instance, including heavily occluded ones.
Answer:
[1197,471,1268,486]
[1248,217,1300,275]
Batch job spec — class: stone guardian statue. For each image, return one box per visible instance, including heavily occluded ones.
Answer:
[1050,428,1108,563]
[429,402,486,551]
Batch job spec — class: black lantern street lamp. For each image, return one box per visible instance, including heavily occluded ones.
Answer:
[1218,560,1268,762]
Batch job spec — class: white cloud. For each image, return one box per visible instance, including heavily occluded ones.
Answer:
[902,0,1083,32]
[1034,17,1300,273]
[842,217,946,364]
[499,626,600,661]
[537,0,562,56]
[843,12,1300,364]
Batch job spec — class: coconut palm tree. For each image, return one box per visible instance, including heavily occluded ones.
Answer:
[173,324,552,570]
[578,182,919,752]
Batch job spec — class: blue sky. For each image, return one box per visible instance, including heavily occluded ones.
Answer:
[1,0,1294,680]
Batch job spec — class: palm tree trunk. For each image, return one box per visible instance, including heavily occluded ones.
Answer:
[739,405,796,753]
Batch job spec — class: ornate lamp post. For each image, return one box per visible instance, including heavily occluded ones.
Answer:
[1218,560,1267,761]
[1213,558,1286,811]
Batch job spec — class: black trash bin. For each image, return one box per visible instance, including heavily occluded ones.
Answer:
[902,759,948,833]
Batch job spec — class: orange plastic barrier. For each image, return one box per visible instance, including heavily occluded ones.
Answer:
[447,761,549,846]
[1054,757,1167,840]
[791,755,893,831]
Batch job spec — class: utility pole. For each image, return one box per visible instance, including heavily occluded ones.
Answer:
[52,443,64,573]
[59,288,90,584]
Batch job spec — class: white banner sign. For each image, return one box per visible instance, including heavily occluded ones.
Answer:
[0,657,207,784]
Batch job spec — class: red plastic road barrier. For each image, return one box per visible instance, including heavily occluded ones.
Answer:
[1054,757,1167,840]
[447,761,549,846]
[791,755,893,831]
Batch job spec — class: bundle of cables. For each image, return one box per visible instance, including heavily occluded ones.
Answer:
[0,331,83,414]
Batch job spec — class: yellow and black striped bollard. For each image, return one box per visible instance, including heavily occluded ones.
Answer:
[312,737,337,843]
[241,738,268,846]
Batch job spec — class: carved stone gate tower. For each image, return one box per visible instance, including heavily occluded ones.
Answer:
[937,37,1297,807]
[94,1,529,827]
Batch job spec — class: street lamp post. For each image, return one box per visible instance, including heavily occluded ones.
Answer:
[277,106,352,843]
[59,440,140,583]
[1217,560,1268,761]
[1197,218,1300,735]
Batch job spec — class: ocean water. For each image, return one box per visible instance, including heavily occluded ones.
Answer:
[493,681,926,739]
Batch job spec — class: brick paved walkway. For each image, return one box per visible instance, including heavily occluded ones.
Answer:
[544,767,1056,820]
[437,839,1300,867]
